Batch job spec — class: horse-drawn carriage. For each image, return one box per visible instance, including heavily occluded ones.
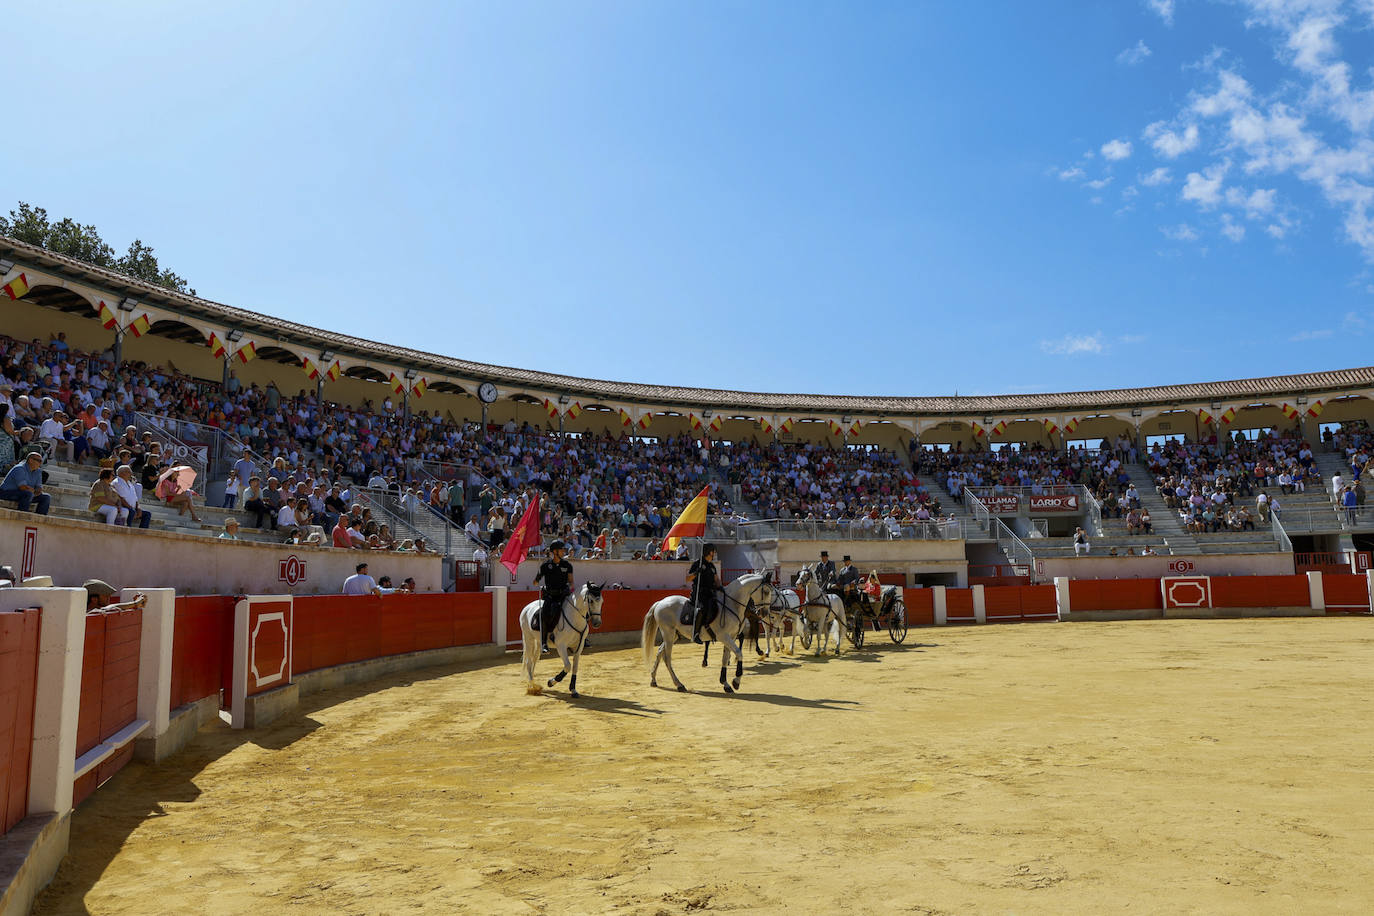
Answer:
[844,583,908,648]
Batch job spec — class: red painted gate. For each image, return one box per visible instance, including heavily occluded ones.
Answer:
[73,606,143,807]
[0,608,40,835]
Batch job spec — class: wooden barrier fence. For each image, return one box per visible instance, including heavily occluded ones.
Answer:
[0,607,40,835]
[73,606,142,807]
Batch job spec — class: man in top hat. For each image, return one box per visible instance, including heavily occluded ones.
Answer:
[815,549,837,590]
[835,554,861,613]
[534,540,574,652]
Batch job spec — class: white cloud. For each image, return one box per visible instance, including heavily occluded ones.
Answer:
[1087,177,1113,189]
[1343,310,1368,333]
[1040,333,1105,355]
[1101,139,1133,161]
[1161,223,1200,241]
[1118,40,1153,66]
[1266,222,1288,238]
[1123,185,1140,199]
[1144,121,1201,158]
[1221,214,1247,241]
[1141,167,1173,186]
[1058,166,1086,180]
[1147,0,1175,27]
[1290,328,1334,341]
[1182,160,1230,207]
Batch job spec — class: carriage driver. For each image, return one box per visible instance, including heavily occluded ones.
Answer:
[835,554,862,614]
[688,543,721,644]
[534,539,574,652]
[815,549,837,590]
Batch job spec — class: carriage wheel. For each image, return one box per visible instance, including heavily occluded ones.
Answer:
[888,601,909,644]
[849,615,866,649]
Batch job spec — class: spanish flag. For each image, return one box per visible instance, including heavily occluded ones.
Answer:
[1063,417,1079,434]
[619,408,634,428]
[1,272,29,300]
[1197,408,1213,425]
[388,372,405,394]
[637,414,652,430]
[234,341,257,364]
[542,397,560,419]
[98,301,119,330]
[1306,400,1324,418]
[778,417,794,434]
[971,421,985,439]
[411,377,427,398]
[1281,403,1299,420]
[689,412,703,431]
[992,421,1007,436]
[708,415,723,433]
[208,332,227,359]
[127,313,151,337]
[325,360,342,382]
[828,419,844,436]
[846,419,862,438]
[1220,407,1236,424]
[302,356,320,380]
[761,417,776,435]
[662,484,710,552]
[1043,419,1059,436]
[565,401,582,420]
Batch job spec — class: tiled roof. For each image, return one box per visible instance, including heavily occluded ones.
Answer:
[5,234,1371,415]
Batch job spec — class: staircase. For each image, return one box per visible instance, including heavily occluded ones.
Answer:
[1123,463,1200,555]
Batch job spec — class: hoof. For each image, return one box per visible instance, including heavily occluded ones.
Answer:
[732,678,741,689]
[525,685,543,696]
[547,678,557,688]
[723,684,735,694]
[650,679,658,688]
[569,690,580,699]
[676,684,687,693]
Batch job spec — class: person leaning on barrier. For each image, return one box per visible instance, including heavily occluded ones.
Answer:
[83,579,146,613]
[533,539,573,652]
[342,562,381,596]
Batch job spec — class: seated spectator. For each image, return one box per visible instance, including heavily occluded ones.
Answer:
[0,452,51,515]
[156,470,203,523]
[1141,544,1157,556]
[331,515,353,548]
[243,476,270,528]
[112,464,151,528]
[88,467,127,525]
[1125,509,1142,535]
[1139,508,1152,534]
[219,518,242,539]
[413,536,431,554]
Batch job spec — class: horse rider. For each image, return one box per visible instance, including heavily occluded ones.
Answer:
[534,539,573,652]
[835,554,861,617]
[688,542,721,644]
[815,549,837,590]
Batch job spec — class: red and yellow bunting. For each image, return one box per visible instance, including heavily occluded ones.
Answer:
[1220,407,1236,424]
[325,360,342,382]
[411,377,427,399]
[637,414,652,430]
[992,420,1007,436]
[1197,408,1213,425]
[234,341,257,364]
[1043,419,1059,436]
[971,421,985,439]
[1,272,30,300]
[207,332,227,359]
[126,313,151,338]
[388,372,405,394]
[565,401,582,420]
[302,356,320,380]
[1306,399,1324,418]
[778,417,794,434]
[1281,403,1299,420]
[542,397,560,419]
[618,408,634,428]
[1062,417,1080,434]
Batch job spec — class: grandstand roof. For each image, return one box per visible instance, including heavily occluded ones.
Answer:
[5,233,1373,416]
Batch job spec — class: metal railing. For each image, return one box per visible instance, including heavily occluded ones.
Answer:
[993,518,1036,573]
[1081,487,1105,537]
[962,488,992,535]
[704,516,974,542]
[1271,514,1292,553]
[132,411,207,479]
[354,486,456,555]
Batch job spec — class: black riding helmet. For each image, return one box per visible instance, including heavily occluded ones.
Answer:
[702,543,718,559]
[549,539,568,553]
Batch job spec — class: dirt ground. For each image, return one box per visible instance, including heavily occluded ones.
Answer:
[32,617,1374,915]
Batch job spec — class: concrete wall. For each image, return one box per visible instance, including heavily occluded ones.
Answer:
[503,558,694,591]
[775,538,968,586]
[1037,552,1295,581]
[0,509,442,595]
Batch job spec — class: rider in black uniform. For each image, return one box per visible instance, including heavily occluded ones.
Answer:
[533,540,573,652]
[815,549,837,591]
[688,543,720,644]
[835,554,861,618]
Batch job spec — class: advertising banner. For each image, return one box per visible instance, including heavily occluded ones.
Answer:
[983,494,1020,514]
[1029,493,1079,512]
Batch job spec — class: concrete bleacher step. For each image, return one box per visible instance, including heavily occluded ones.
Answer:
[1123,463,1201,555]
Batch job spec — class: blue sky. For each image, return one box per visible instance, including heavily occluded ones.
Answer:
[4,1,1372,397]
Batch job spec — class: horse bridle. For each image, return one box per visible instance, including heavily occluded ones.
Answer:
[560,583,605,643]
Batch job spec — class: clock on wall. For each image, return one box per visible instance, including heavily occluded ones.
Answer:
[477,382,498,404]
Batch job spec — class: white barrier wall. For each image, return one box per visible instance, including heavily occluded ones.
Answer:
[0,509,442,595]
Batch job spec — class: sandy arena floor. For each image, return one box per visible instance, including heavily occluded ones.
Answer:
[32,617,1374,915]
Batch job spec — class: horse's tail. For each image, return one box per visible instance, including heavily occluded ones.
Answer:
[641,609,658,672]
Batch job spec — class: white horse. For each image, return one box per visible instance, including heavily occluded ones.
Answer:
[760,583,806,657]
[641,572,777,694]
[519,582,605,698]
[793,564,846,656]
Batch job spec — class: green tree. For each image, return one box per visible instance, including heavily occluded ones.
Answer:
[1,201,194,295]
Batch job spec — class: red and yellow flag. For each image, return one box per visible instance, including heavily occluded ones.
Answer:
[126,313,151,337]
[1220,407,1236,424]
[637,414,652,430]
[1280,403,1299,420]
[971,421,985,439]
[846,419,862,438]
[708,415,723,433]
[689,412,703,431]
[1,272,30,300]
[388,372,405,394]
[761,417,776,435]
[207,332,227,359]
[302,356,320,380]
[234,341,257,364]
[542,397,560,419]
[1043,419,1059,436]
[1306,400,1324,418]
[325,360,342,382]
[828,419,844,436]
[618,408,634,428]
[565,401,582,420]
[1197,408,1213,425]
[411,377,427,398]
[1063,417,1080,434]
[97,301,118,330]
[992,421,1007,436]
[662,485,710,552]
[778,417,794,434]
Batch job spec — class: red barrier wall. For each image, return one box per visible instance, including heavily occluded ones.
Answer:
[74,607,142,807]
[1323,575,1371,614]
[901,589,935,626]
[1068,578,1164,612]
[0,608,40,835]
[171,596,236,711]
[506,589,689,646]
[983,585,1058,622]
[292,592,493,675]
[1210,575,1310,609]
[945,588,975,622]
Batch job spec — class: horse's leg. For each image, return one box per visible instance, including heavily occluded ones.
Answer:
[548,637,572,688]
[701,640,711,668]
[719,630,744,693]
[568,642,583,698]
[660,625,687,692]
[521,617,542,694]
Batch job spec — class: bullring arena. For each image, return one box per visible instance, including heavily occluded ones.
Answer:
[2,236,1374,914]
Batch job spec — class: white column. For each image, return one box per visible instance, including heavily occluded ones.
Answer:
[972,584,986,624]
[486,586,508,647]
[1305,571,1324,612]
[1366,569,1374,614]
[128,587,175,737]
[0,587,87,817]
[932,586,947,626]
[230,599,249,729]
[1054,576,1072,621]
